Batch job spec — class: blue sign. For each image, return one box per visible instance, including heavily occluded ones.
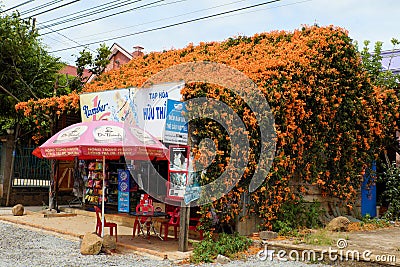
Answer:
[163,99,188,144]
[118,169,130,213]
[184,185,201,205]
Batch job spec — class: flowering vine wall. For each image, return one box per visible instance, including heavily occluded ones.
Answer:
[16,26,399,228]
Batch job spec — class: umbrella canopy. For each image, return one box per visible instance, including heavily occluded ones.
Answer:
[38,120,168,237]
[39,120,168,161]
[32,147,43,158]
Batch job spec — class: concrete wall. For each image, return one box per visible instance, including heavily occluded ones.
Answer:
[6,187,74,207]
[234,183,363,236]
[301,184,362,220]
[235,215,262,236]
[6,187,49,206]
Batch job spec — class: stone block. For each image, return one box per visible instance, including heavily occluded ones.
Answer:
[12,204,24,216]
[216,254,230,264]
[259,230,278,240]
[326,216,350,232]
[102,234,117,251]
[80,232,103,255]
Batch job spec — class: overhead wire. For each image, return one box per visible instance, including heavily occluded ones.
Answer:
[20,0,64,15]
[41,24,96,54]
[77,0,309,43]
[38,0,143,30]
[41,0,188,58]
[77,0,250,41]
[1,0,35,13]
[1,0,88,50]
[40,0,166,34]
[40,0,262,38]
[24,0,81,18]
[50,0,282,53]
[38,0,127,25]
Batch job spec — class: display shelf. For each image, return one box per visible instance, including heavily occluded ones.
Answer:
[84,169,104,205]
[84,160,121,207]
[84,160,168,214]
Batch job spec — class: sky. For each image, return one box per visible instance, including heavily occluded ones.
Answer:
[1,0,400,65]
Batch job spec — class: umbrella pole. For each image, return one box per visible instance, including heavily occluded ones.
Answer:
[101,156,105,238]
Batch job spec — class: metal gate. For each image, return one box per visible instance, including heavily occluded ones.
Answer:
[12,147,51,187]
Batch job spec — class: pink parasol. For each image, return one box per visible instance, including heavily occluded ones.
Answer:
[32,147,44,158]
[39,120,168,161]
[38,120,168,236]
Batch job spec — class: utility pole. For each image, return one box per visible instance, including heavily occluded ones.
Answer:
[48,75,69,211]
[178,201,190,252]
[5,124,19,206]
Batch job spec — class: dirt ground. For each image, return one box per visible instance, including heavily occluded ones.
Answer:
[0,206,193,261]
[264,226,400,266]
[0,206,399,266]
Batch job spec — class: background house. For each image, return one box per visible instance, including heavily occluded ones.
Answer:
[87,44,143,83]
[59,65,91,79]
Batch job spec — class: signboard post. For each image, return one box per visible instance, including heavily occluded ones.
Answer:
[163,99,188,145]
[117,169,130,213]
[167,145,189,200]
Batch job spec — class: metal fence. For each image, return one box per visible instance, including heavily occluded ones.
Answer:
[12,147,51,187]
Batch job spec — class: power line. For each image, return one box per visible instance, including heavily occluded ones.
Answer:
[77,0,248,41]
[1,0,35,13]
[42,31,79,63]
[38,0,141,30]
[78,0,308,43]
[24,0,81,18]
[41,0,164,35]
[50,0,282,53]
[44,0,189,54]
[38,0,126,25]
[20,0,64,15]
[41,24,96,54]
[44,35,71,49]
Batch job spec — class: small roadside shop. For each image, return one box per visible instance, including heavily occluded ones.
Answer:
[76,81,202,245]
[77,81,196,211]
[33,81,204,247]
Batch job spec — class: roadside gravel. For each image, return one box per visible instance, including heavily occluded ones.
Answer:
[0,221,329,267]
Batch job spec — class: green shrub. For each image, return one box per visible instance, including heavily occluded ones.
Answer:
[190,232,252,263]
[378,162,400,220]
[272,199,324,235]
[360,214,391,228]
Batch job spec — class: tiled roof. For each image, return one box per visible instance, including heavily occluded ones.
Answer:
[59,65,91,79]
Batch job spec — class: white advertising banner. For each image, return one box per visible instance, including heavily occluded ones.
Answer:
[135,82,183,140]
[80,87,138,124]
[79,81,184,140]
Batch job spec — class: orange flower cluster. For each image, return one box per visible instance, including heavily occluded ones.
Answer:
[15,25,399,229]
[15,91,80,140]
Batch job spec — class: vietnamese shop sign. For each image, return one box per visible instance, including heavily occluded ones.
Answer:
[163,99,188,145]
[135,82,183,140]
[79,81,184,140]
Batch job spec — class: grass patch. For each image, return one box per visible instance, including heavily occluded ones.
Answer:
[303,229,336,246]
[190,232,252,263]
